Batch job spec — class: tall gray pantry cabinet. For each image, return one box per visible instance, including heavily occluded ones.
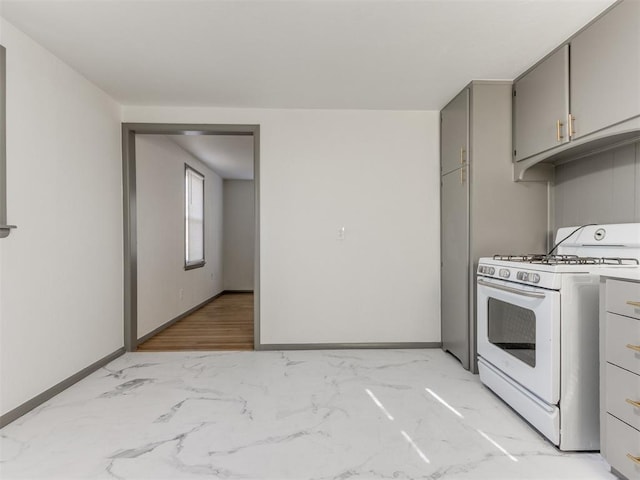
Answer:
[440,81,548,372]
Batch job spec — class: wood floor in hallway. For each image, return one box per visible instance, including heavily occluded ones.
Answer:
[137,292,254,351]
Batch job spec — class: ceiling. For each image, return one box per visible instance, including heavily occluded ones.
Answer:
[166,134,254,180]
[0,0,616,111]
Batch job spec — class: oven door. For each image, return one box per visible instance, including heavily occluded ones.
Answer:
[477,276,561,405]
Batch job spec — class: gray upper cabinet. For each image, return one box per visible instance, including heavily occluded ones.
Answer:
[570,0,640,139]
[512,0,640,174]
[513,46,570,162]
[441,89,469,175]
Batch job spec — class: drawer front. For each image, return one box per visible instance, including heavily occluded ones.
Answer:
[607,279,640,320]
[607,313,640,375]
[605,414,640,480]
[607,363,640,431]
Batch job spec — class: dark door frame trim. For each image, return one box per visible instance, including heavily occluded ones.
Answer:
[121,123,261,351]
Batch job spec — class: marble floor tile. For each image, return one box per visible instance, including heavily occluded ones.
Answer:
[0,349,615,479]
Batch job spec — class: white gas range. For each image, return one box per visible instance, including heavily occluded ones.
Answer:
[476,223,640,451]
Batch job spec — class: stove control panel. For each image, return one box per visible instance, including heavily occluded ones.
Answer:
[516,271,541,284]
[499,268,510,279]
[478,266,495,275]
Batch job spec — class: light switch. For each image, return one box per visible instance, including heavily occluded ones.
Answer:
[338,227,346,240]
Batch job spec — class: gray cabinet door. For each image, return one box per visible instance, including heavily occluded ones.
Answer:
[441,167,469,369]
[513,45,570,162]
[570,0,640,139]
[441,89,469,175]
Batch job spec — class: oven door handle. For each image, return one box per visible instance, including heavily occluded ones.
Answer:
[477,278,546,299]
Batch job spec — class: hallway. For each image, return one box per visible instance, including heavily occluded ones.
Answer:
[137,293,253,351]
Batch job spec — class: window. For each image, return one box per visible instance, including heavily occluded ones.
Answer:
[185,165,205,269]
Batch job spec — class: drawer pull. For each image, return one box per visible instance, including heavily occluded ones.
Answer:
[626,398,640,408]
[626,344,640,353]
[627,453,640,465]
[627,301,640,308]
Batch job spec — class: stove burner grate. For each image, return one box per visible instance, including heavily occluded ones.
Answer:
[492,254,640,266]
[601,257,640,265]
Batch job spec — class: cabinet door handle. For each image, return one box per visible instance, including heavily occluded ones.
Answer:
[460,166,466,185]
[626,398,640,408]
[627,453,640,465]
[626,344,640,353]
[556,120,564,142]
[568,114,575,138]
[460,147,466,165]
[627,301,640,308]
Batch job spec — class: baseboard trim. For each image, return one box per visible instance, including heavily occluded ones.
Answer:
[223,289,254,294]
[136,291,225,346]
[611,467,625,480]
[0,347,126,428]
[255,342,441,351]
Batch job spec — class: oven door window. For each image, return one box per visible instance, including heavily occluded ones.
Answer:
[487,298,536,367]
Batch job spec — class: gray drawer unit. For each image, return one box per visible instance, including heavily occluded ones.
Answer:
[606,363,640,432]
[602,277,640,479]
[607,279,640,320]
[606,313,640,376]
[605,414,640,480]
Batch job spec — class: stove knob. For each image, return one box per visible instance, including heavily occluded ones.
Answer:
[488,267,495,275]
[499,269,510,279]
[517,271,528,281]
[530,273,540,284]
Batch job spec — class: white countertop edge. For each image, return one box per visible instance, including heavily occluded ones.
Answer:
[597,267,640,282]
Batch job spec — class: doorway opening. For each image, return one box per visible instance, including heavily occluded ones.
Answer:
[122,123,260,351]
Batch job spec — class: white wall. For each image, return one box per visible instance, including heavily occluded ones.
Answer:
[123,107,441,345]
[136,135,224,339]
[0,19,123,416]
[223,180,255,291]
